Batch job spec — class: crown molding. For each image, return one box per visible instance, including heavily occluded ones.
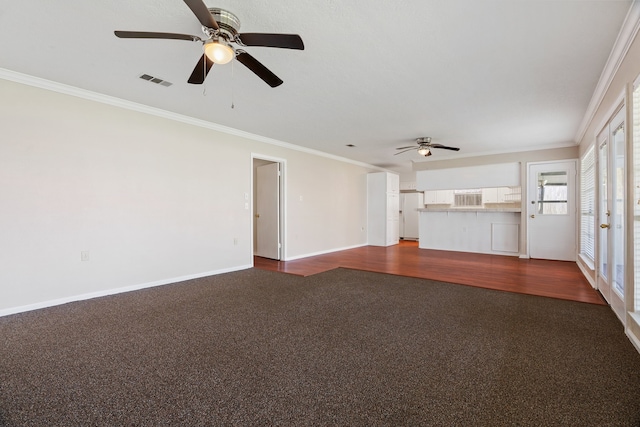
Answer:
[574,0,640,143]
[0,68,381,171]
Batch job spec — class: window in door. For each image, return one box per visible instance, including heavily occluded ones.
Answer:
[536,172,568,215]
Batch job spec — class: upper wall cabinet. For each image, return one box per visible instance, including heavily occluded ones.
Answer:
[482,187,522,204]
[424,190,454,205]
[400,181,417,191]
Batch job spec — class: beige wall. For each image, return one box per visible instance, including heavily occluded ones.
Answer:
[0,78,373,313]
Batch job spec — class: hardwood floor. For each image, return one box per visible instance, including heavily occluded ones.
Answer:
[254,240,606,305]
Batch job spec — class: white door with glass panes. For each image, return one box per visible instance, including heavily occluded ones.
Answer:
[597,107,626,322]
[527,161,576,261]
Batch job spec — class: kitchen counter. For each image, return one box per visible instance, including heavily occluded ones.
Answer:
[419,209,521,255]
[418,207,521,213]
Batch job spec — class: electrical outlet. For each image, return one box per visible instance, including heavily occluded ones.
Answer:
[233,238,239,246]
[81,251,90,261]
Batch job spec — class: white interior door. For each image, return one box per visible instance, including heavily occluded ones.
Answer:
[527,161,576,261]
[399,194,405,239]
[256,162,280,260]
[597,107,626,321]
[402,193,422,240]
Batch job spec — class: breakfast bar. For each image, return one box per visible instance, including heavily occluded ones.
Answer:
[418,208,522,256]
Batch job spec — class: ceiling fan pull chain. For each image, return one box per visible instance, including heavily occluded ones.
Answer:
[202,55,207,97]
[231,58,235,109]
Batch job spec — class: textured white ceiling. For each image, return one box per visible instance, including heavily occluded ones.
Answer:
[0,0,632,171]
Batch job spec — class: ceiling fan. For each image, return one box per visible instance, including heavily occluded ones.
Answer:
[394,137,460,157]
[114,0,304,87]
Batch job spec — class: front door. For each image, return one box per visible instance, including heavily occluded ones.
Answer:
[255,162,281,260]
[597,107,626,322]
[527,160,577,261]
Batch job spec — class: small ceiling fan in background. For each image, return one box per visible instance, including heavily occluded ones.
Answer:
[114,0,304,87]
[395,137,460,157]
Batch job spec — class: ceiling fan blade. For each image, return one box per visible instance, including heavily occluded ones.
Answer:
[187,54,214,84]
[236,51,283,87]
[429,144,460,151]
[114,31,201,42]
[395,146,417,150]
[238,33,304,50]
[394,148,417,155]
[183,0,219,30]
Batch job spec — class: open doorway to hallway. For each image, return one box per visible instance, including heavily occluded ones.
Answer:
[252,156,285,260]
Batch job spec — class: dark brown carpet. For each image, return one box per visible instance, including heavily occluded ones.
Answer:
[1,268,639,426]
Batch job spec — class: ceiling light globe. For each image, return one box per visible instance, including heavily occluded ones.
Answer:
[418,147,431,156]
[204,41,234,64]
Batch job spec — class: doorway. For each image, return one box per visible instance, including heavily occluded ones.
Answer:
[596,106,626,322]
[527,160,577,261]
[252,156,285,260]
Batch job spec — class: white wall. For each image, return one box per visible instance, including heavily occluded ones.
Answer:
[0,78,372,314]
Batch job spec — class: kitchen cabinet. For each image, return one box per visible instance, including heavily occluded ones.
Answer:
[367,172,399,246]
[482,187,500,203]
[400,181,417,190]
[482,187,521,204]
[424,190,453,205]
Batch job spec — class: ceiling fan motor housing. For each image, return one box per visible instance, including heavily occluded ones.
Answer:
[207,8,241,40]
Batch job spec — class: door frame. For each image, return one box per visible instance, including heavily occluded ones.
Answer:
[251,154,286,261]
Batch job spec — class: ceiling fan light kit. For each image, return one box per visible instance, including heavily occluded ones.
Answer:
[417,147,431,157]
[204,39,234,64]
[394,137,460,157]
[114,0,304,87]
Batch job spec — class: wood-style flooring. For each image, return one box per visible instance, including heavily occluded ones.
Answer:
[254,240,606,305]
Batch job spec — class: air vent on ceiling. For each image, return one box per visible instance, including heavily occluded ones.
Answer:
[139,74,172,87]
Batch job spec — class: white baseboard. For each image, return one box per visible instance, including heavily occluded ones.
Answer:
[576,260,596,289]
[0,264,252,317]
[627,327,640,355]
[283,243,367,261]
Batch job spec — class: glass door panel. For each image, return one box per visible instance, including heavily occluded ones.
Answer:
[612,124,625,296]
[599,142,609,282]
